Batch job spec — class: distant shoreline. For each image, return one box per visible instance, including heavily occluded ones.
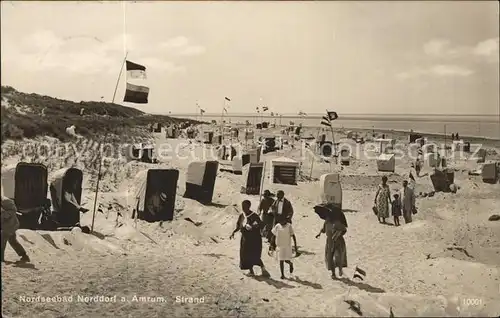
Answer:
[171,113,500,123]
[197,122,500,143]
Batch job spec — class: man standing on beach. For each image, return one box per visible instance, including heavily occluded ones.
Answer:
[401,180,416,224]
[258,190,275,243]
[1,195,30,263]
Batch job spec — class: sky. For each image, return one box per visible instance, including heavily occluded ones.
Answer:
[1,1,499,116]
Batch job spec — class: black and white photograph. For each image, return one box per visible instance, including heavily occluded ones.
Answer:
[1,1,499,317]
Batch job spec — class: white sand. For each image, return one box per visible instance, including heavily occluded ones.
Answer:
[2,128,500,317]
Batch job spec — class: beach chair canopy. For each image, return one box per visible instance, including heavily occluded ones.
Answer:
[377,154,396,172]
[184,160,219,204]
[242,163,264,195]
[1,162,49,213]
[134,169,179,222]
[50,168,83,214]
[319,173,342,206]
[270,157,299,185]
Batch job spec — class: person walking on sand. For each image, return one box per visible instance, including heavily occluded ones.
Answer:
[230,200,270,277]
[391,193,402,226]
[1,195,30,263]
[271,218,297,279]
[401,180,416,224]
[269,191,299,256]
[374,176,391,224]
[316,208,348,279]
[258,190,275,243]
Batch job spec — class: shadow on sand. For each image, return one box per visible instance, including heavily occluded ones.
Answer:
[206,202,229,209]
[339,277,385,293]
[288,276,323,289]
[203,253,226,259]
[295,250,315,256]
[3,261,38,270]
[91,231,106,240]
[342,209,359,213]
[249,274,295,289]
[40,234,60,249]
[344,300,363,316]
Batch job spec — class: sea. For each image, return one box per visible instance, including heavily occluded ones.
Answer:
[170,113,500,140]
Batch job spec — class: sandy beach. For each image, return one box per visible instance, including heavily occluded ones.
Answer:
[2,126,500,317]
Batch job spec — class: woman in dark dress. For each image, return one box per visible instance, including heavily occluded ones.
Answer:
[316,207,348,279]
[230,200,270,277]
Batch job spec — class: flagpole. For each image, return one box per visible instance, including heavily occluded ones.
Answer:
[90,51,128,233]
[326,109,338,164]
[257,161,266,216]
[220,99,225,145]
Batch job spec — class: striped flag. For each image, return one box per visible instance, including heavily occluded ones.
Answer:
[320,111,338,127]
[126,60,147,79]
[262,106,269,112]
[321,115,332,127]
[225,97,231,101]
[124,83,149,104]
[124,60,149,104]
[353,266,366,281]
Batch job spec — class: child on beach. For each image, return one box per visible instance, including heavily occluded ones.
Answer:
[391,193,402,226]
[271,218,297,279]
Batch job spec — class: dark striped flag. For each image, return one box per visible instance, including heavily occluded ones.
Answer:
[124,83,149,104]
[353,266,366,281]
[124,60,149,104]
[327,111,338,121]
[321,115,332,127]
[126,60,147,79]
[225,97,231,101]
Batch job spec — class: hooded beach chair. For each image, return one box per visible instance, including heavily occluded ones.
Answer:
[184,161,219,204]
[1,162,50,229]
[133,169,179,222]
[242,163,264,195]
[50,167,83,228]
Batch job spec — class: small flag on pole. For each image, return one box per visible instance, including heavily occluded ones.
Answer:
[262,106,269,112]
[327,110,338,121]
[200,109,206,114]
[223,108,228,113]
[225,97,231,101]
[321,120,332,127]
[353,266,366,281]
[320,115,331,127]
[126,60,147,79]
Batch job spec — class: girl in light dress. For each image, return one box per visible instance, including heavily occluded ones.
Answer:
[271,217,297,279]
